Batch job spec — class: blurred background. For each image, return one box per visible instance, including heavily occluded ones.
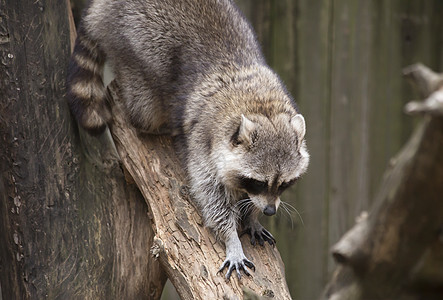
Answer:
[69,0,443,299]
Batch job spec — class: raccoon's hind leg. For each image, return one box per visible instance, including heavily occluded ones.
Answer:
[67,25,111,135]
[119,71,171,135]
[241,209,276,246]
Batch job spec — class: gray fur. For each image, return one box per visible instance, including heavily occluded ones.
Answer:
[67,0,310,279]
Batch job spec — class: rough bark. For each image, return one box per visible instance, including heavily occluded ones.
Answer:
[322,64,443,300]
[0,0,165,299]
[107,81,292,300]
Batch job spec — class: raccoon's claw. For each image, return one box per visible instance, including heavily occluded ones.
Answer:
[241,226,276,247]
[218,256,255,280]
[260,228,276,246]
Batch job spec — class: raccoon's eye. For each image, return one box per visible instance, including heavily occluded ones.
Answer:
[278,179,297,193]
[239,177,268,195]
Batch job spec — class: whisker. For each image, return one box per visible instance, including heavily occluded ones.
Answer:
[281,201,304,227]
[237,198,254,219]
[237,198,250,208]
[237,198,250,207]
[279,202,294,229]
[237,198,251,204]
[281,201,297,212]
[240,204,252,216]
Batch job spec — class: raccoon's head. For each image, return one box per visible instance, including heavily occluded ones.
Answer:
[219,113,310,216]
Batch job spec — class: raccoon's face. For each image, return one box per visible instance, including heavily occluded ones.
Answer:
[220,113,309,215]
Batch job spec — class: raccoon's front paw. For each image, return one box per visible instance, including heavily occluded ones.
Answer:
[218,253,255,280]
[241,222,276,246]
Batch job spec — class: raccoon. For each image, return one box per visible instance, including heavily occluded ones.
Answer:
[67,0,310,279]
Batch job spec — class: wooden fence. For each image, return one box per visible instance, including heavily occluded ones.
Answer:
[235,1,443,299]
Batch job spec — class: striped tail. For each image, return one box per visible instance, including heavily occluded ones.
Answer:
[67,25,111,135]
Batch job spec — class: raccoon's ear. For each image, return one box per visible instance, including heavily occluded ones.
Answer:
[291,114,306,140]
[233,114,256,146]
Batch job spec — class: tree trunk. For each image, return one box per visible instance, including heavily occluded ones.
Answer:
[321,64,443,300]
[0,0,165,299]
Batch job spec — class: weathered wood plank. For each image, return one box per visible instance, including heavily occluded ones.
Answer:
[328,0,373,267]
[290,0,333,299]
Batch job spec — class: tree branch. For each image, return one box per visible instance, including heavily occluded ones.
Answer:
[106,82,292,300]
[403,64,443,116]
[322,64,443,299]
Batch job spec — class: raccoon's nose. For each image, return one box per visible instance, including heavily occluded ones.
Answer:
[263,204,276,216]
